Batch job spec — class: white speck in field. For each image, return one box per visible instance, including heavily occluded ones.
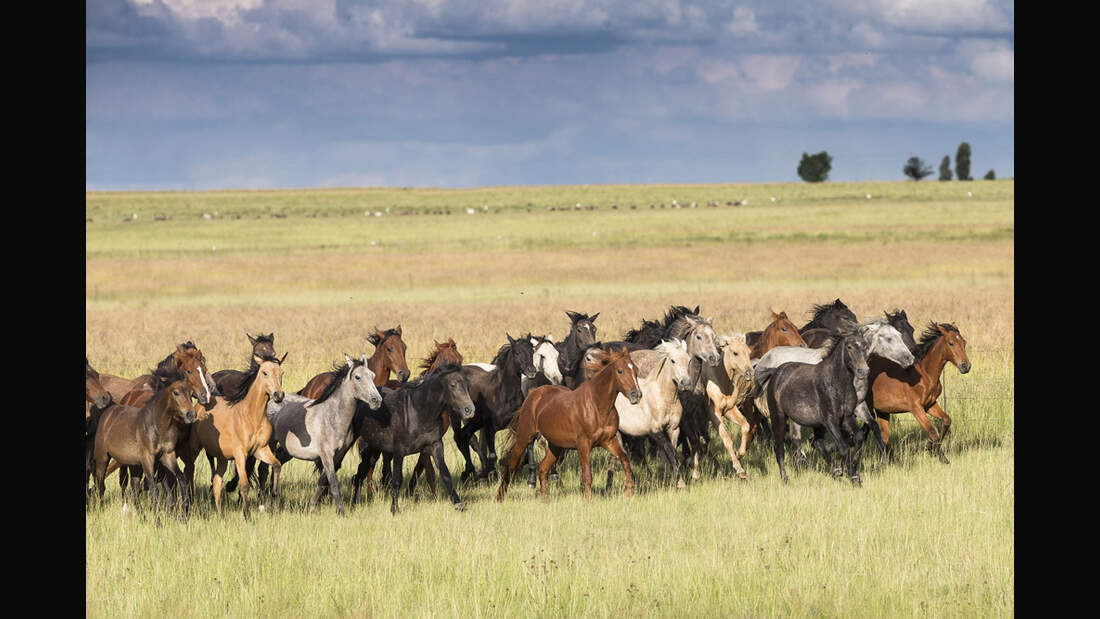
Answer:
[203,213,212,219]
[967,191,972,197]
[866,194,872,199]
[212,246,217,252]
[770,197,776,202]
[466,208,475,214]
[374,211,382,217]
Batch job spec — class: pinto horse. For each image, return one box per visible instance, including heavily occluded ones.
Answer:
[867,322,971,463]
[298,326,411,397]
[496,347,642,502]
[180,355,286,518]
[92,371,198,516]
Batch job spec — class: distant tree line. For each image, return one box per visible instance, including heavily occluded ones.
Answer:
[794,141,998,183]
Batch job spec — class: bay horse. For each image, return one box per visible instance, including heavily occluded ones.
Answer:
[867,322,971,464]
[85,359,113,498]
[180,355,286,518]
[92,370,198,517]
[113,342,218,408]
[298,326,411,397]
[263,354,383,514]
[496,346,642,501]
[349,363,476,513]
[86,359,112,411]
[211,332,276,395]
[451,334,537,482]
[757,325,871,485]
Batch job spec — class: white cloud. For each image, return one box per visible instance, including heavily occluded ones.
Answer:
[726,6,759,36]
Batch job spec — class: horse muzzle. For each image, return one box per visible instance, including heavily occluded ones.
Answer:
[272,391,285,403]
[898,352,916,367]
[460,404,476,420]
[368,396,383,410]
[707,354,721,367]
[182,409,198,424]
[397,370,411,383]
[95,394,111,409]
[958,361,971,374]
[627,390,642,405]
[854,368,869,379]
[677,379,694,391]
[524,368,538,379]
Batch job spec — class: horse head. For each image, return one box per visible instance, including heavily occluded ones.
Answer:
[503,334,538,380]
[437,363,476,420]
[254,355,285,403]
[605,346,642,405]
[368,326,411,383]
[174,342,219,406]
[345,353,383,410]
[655,339,694,391]
[884,309,918,352]
[85,358,112,409]
[936,323,971,374]
[565,310,599,349]
[716,333,753,383]
[531,335,563,385]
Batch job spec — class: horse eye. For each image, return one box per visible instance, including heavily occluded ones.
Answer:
[263,371,268,376]
[671,359,676,364]
[696,335,701,340]
[781,327,787,332]
[617,369,623,374]
[948,342,955,346]
[187,369,192,374]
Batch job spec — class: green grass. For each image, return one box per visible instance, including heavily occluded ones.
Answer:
[85,180,1013,617]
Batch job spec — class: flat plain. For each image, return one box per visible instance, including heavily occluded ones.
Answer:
[86,180,1013,617]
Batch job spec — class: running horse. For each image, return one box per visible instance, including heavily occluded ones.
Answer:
[298,326,411,396]
[496,347,642,502]
[212,332,277,395]
[867,322,971,463]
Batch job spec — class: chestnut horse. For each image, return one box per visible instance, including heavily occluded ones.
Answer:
[736,311,808,451]
[867,322,971,463]
[496,347,642,502]
[298,326,411,397]
[107,342,218,408]
[180,355,286,518]
[92,371,198,516]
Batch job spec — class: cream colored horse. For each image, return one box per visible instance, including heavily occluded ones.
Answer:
[703,333,756,477]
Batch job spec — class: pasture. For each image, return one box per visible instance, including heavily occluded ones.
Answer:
[86,180,1014,617]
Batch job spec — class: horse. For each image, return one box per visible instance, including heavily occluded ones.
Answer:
[86,359,114,497]
[450,334,537,482]
[92,371,198,517]
[701,333,756,474]
[211,332,276,395]
[884,309,918,352]
[610,339,694,488]
[263,354,383,515]
[349,363,476,513]
[558,310,599,388]
[732,311,809,452]
[118,342,218,408]
[753,318,917,462]
[180,355,286,518]
[495,347,642,501]
[86,359,112,411]
[298,326,411,397]
[867,322,971,464]
[756,325,871,485]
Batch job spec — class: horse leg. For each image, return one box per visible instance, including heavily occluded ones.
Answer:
[875,412,894,463]
[538,444,565,499]
[925,402,952,463]
[429,439,464,511]
[573,438,596,500]
[808,427,836,475]
[907,400,946,463]
[478,424,499,482]
[252,445,282,513]
[710,408,747,479]
[211,458,228,516]
[823,417,859,485]
[158,453,188,517]
[452,420,480,482]
[770,406,790,484]
[650,430,684,488]
[320,451,344,515]
[603,433,635,498]
[526,443,539,489]
[495,411,539,502]
[389,451,405,515]
[352,446,380,504]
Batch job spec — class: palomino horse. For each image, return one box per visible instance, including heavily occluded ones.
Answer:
[611,340,694,488]
[350,363,476,513]
[181,355,286,518]
[92,371,198,516]
[757,325,871,485]
[212,332,277,395]
[496,347,642,502]
[867,322,971,464]
[702,333,756,476]
[263,355,383,514]
[298,326,411,397]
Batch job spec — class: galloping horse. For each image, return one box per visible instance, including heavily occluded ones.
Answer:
[264,355,383,514]
[734,311,808,450]
[496,347,642,501]
[118,342,218,408]
[180,355,286,518]
[867,322,971,463]
[298,326,410,397]
[92,371,198,516]
[702,333,756,474]
[558,311,599,389]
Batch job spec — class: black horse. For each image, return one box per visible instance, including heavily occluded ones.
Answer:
[350,363,475,513]
[451,335,537,482]
[756,324,871,485]
[883,309,918,352]
[557,310,599,389]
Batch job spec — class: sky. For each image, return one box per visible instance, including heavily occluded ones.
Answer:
[86,0,1014,191]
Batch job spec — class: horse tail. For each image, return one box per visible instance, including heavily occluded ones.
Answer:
[752,365,777,392]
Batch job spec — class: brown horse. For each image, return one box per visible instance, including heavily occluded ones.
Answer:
[867,323,971,463]
[86,359,112,411]
[496,347,642,502]
[211,332,277,395]
[92,372,198,515]
[180,355,286,518]
[118,342,218,408]
[298,326,410,397]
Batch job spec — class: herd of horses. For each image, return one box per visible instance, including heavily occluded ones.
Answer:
[84,299,971,520]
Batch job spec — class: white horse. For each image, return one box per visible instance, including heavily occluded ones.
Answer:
[611,339,694,488]
[702,332,756,477]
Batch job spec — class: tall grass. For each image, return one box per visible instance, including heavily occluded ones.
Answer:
[85,181,1013,617]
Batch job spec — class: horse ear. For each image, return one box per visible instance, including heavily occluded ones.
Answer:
[246,332,256,344]
[779,311,788,319]
[507,333,515,344]
[545,333,553,342]
[590,312,599,322]
[448,337,456,346]
[395,324,402,335]
[565,310,578,322]
[361,353,368,366]
[279,352,288,364]
[252,354,263,366]
[344,353,353,367]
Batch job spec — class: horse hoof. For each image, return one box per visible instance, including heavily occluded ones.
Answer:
[850,475,862,486]
[736,472,747,480]
[452,502,466,511]
[548,473,560,482]
[527,481,536,489]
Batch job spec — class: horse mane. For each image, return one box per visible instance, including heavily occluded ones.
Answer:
[491,336,532,367]
[366,327,401,346]
[310,357,367,407]
[401,361,462,390]
[154,341,198,375]
[223,353,279,405]
[803,299,855,330]
[565,310,593,325]
[624,305,702,345]
[418,340,459,373]
[653,338,687,357]
[149,363,186,394]
[913,322,959,361]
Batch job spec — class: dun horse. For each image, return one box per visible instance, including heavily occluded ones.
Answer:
[181,355,286,518]
[496,347,642,501]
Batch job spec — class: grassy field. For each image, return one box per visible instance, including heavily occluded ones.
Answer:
[85,180,1014,617]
